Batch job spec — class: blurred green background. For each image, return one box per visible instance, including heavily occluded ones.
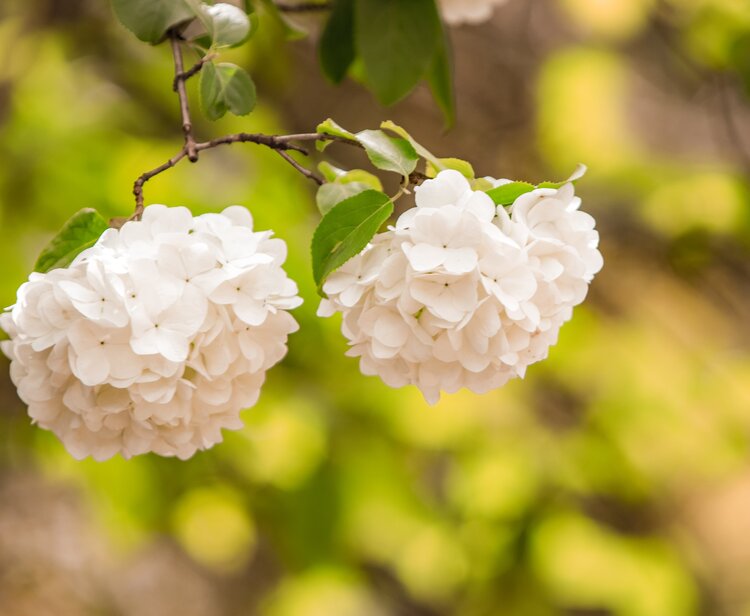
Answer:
[1,0,750,614]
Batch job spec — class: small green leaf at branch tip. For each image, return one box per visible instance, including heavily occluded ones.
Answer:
[356,129,418,177]
[315,167,383,214]
[537,163,588,188]
[338,169,383,190]
[380,120,439,164]
[316,182,371,215]
[318,162,384,187]
[471,178,494,192]
[311,190,393,292]
[484,165,588,205]
[426,157,474,179]
[112,0,195,43]
[318,161,346,182]
[485,182,536,206]
[315,118,356,151]
[200,62,256,120]
[35,209,109,273]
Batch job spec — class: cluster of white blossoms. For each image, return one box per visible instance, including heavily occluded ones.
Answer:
[439,0,508,25]
[0,205,301,460]
[318,170,603,404]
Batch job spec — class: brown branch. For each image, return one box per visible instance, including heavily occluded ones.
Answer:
[277,150,324,185]
[173,53,216,91]
[277,132,363,148]
[170,32,198,162]
[129,33,368,223]
[275,1,332,12]
[197,132,311,154]
[131,150,189,221]
[130,133,360,220]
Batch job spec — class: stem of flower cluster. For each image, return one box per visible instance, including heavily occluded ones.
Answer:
[128,29,417,226]
[129,33,350,222]
[170,34,198,163]
[173,53,216,92]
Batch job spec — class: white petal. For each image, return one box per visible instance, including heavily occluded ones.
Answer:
[234,298,268,326]
[405,243,446,272]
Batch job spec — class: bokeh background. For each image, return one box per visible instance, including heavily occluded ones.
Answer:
[1,0,750,614]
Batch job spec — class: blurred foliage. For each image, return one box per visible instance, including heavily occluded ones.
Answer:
[0,0,750,615]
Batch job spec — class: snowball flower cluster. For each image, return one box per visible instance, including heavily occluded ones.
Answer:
[1,205,301,460]
[439,0,508,25]
[319,170,603,404]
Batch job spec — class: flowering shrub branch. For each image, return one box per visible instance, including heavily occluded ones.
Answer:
[172,53,217,90]
[130,31,342,219]
[132,34,430,224]
[170,32,199,162]
[128,31,430,224]
[0,0,604,461]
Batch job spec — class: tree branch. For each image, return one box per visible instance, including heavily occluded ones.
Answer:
[131,150,189,222]
[129,32,368,222]
[197,132,311,154]
[276,150,324,185]
[173,53,216,91]
[170,32,198,163]
[130,132,361,220]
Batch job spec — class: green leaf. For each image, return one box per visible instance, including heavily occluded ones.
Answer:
[427,20,455,126]
[484,166,588,204]
[316,118,356,151]
[112,0,195,43]
[355,0,440,105]
[537,163,588,188]
[256,0,306,40]
[315,166,383,214]
[336,169,383,190]
[380,120,437,163]
[311,190,393,290]
[35,209,109,273]
[200,62,256,120]
[202,2,252,47]
[316,182,372,215]
[485,182,536,206]
[426,157,475,179]
[319,0,355,84]
[471,177,494,191]
[355,129,419,177]
[318,161,347,182]
[379,121,473,181]
[317,118,356,140]
[315,161,383,214]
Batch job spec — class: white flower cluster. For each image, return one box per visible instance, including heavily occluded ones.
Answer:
[1,205,301,460]
[439,0,508,25]
[319,170,603,404]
